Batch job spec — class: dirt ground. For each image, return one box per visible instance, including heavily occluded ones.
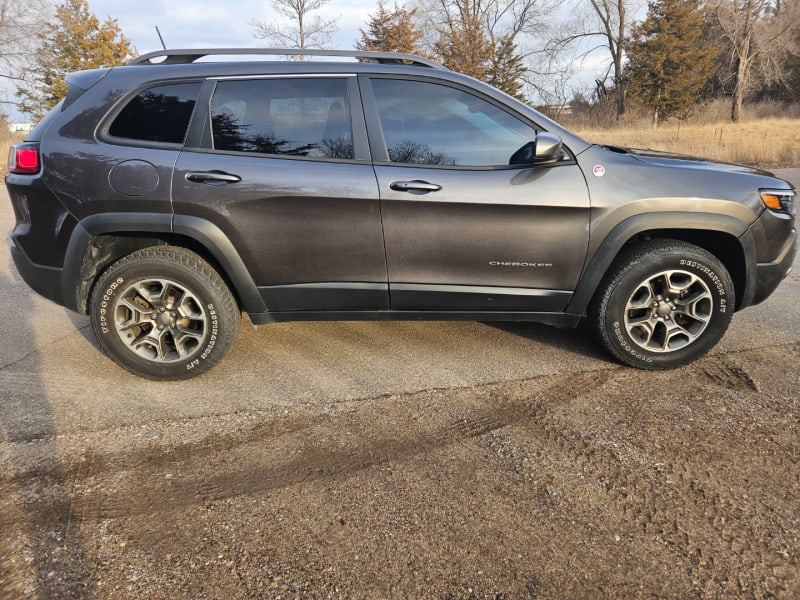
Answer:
[2,173,799,599]
[1,339,798,599]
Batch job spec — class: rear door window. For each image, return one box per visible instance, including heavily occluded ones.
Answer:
[209,78,353,160]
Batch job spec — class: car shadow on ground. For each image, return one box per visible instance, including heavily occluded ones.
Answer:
[0,267,95,597]
[484,320,610,363]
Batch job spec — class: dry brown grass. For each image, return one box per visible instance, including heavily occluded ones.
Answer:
[0,136,11,173]
[1,110,797,172]
[572,118,800,168]
[0,131,25,175]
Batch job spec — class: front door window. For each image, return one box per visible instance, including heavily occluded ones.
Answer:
[371,78,539,168]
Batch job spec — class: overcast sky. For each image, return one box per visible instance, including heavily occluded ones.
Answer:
[0,1,382,118]
[87,0,377,55]
[3,0,609,120]
[83,0,610,99]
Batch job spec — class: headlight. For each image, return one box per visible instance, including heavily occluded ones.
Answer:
[760,189,795,216]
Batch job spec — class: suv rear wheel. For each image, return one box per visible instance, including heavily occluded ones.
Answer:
[90,247,240,380]
[590,240,734,369]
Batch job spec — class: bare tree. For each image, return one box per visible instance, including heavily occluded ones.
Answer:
[0,0,50,110]
[417,0,552,49]
[711,0,799,121]
[413,0,554,96]
[251,0,339,52]
[544,0,642,121]
[524,45,583,116]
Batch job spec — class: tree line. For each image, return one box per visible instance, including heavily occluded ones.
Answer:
[2,0,798,126]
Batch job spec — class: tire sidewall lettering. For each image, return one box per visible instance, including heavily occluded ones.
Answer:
[615,259,726,359]
[89,248,239,380]
[197,303,219,364]
[678,259,727,311]
[98,277,125,335]
[613,320,653,363]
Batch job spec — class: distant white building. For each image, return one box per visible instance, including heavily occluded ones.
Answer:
[8,123,34,134]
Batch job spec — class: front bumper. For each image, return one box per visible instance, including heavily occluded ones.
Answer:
[751,226,797,305]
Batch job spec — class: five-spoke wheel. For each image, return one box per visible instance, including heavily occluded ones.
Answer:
[623,269,713,353]
[591,241,734,369]
[112,278,209,363]
[91,247,240,380]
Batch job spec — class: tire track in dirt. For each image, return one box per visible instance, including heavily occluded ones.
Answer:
[498,358,798,597]
[2,348,798,596]
[700,357,759,392]
[0,370,616,528]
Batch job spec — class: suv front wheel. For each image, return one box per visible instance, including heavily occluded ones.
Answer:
[590,240,735,369]
[90,247,240,380]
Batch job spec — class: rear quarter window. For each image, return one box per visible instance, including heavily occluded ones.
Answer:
[108,82,202,145]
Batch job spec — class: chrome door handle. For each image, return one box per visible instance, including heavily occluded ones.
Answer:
[186,171,241,185]
[389,180,442,194]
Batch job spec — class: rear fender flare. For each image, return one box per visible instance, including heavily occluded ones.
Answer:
[172,214,266,314]
[62,212,266,315]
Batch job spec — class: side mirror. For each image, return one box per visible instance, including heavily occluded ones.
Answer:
[534,132,563,163]
[509,132,563,166]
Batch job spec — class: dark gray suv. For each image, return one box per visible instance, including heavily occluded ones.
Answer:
[6,49,796,379]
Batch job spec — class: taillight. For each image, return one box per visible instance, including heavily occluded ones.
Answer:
[8,144,40,174]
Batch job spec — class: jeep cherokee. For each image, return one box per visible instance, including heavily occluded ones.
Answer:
[6,48,796,379]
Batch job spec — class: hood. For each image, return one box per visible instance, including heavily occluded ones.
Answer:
[602,145,776,178]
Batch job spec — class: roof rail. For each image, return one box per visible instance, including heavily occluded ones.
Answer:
[128,48,445,69]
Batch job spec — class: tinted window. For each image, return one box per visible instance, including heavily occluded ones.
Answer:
[210,78,353,160]
[372,79,537,167]
[109,82,201,144]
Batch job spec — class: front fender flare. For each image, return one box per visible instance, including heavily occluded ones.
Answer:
[565,212,757,315]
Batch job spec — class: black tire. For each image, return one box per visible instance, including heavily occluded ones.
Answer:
[589,240,734,369]
[90,246,240,380]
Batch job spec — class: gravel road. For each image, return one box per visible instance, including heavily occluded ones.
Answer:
[1,170,798,598]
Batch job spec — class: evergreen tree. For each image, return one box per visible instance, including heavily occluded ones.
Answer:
[625,0,718,126]
[433,0,493,81]
[415,0,528,100]
[487,35,527,100]
[17,0,132,119]
[357,1,423,54]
